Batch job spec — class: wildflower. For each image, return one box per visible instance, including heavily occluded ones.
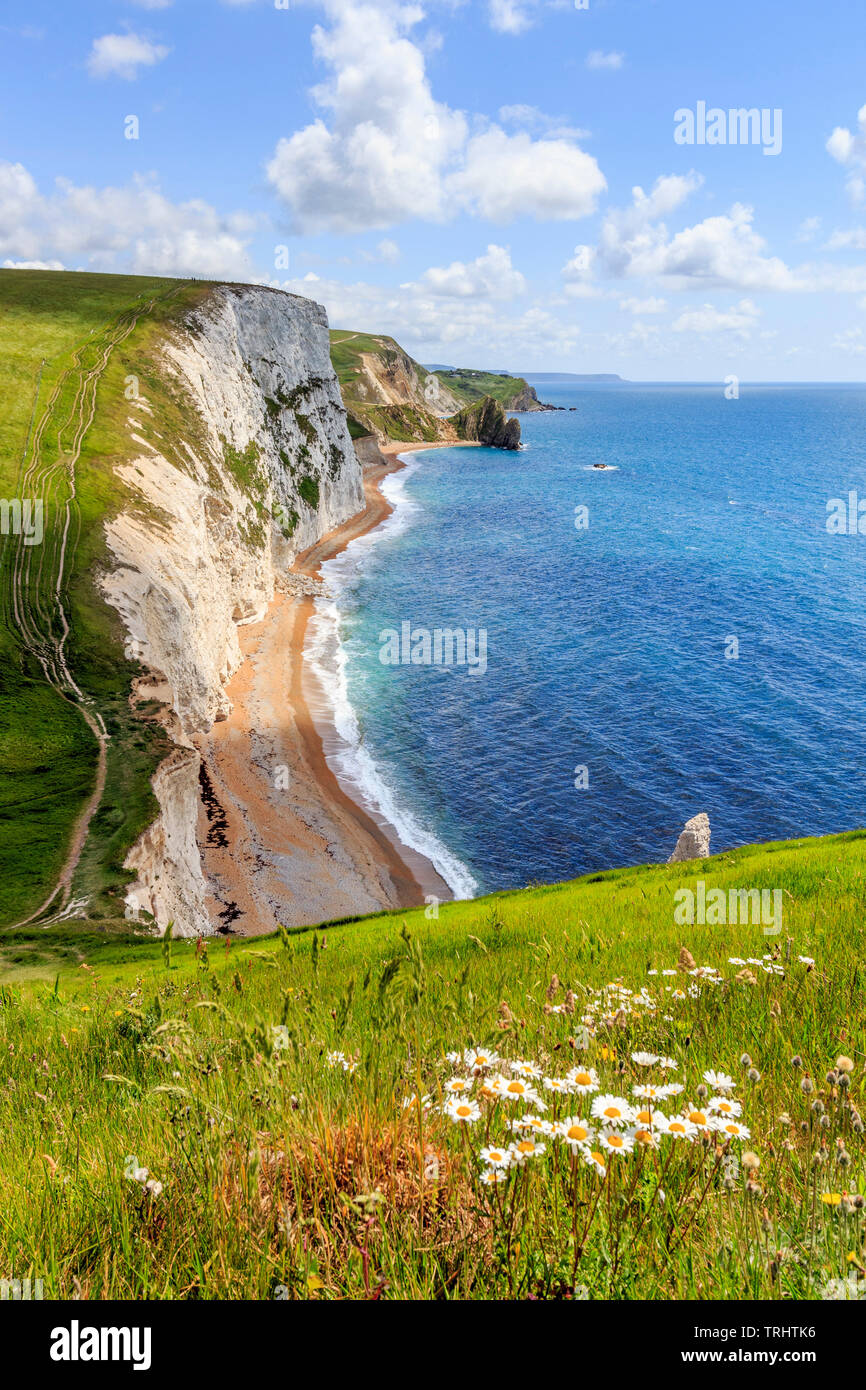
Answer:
[509,1139,546,1163]
[747,1068,761,1084]
[631,1051,659,1067]
[632,1126,660,1149]
[658,1056,678,1070]
[655,1114,697,1141]
[443,1076,473,1096]
[742,1152,761,1172]
[798,956,815,967]
[567,1066,600,1094]
[499,1076,544,1106]
[144,1179,163,1200]
[713,1118,751,1141]
[480,1146,511,1171]
[543,1076,573,1094]
[591,1095,636,1128]
[659,1083,684,1099]
[480,1168,507,1186]
[598,1128,635,1156]
[703,1070,735,1093]
[706,1095,742,1118]
[790,1055,802,1068]
[836,1055,855,1074]
[559,1117,594,1148]
[633,1084,667,1100]
[464,1048,500,1072]
[729,958,746,967]
[444,1099,481,1125]
[512,1113,553,1137]
[685,1107,712,1130]
[510,1059,542,1080]
[800,1075,814,1095]
[583,1149,607,1179]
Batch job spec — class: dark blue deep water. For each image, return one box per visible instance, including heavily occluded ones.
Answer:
[316,385,866,896]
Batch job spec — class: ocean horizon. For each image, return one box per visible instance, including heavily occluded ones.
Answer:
[306,382,866,899]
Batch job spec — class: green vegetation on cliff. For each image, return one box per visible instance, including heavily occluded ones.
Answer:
[0,826,863,1301]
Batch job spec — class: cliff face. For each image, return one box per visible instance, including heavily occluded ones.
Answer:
[101,284,364,935]
[452,396,521,450]
[507,383,557,412]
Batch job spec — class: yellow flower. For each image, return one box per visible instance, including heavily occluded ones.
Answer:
[821,1194,843,1206]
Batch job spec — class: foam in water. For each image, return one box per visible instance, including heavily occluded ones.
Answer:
[303,452,478,900]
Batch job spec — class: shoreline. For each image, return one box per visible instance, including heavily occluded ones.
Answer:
[197,438,477,934]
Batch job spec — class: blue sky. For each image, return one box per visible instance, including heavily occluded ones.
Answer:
[3,0,866,377]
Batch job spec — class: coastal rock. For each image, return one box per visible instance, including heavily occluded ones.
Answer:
[101,284,365,935]
[667,812,711,863]
[453,395,521,450]
[507,383,558,412]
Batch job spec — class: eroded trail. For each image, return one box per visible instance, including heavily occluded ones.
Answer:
[4,289,181,926]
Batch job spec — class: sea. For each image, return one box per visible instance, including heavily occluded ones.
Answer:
[304,383,866,899]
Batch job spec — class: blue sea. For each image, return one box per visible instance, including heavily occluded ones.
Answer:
[305,384,866,898]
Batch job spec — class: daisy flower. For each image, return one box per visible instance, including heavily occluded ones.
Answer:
[631,1051,660,1067]
[480,1168,508,1186]
[656,1113,697,1141]
[543,1076,573,1094]
[464,1048,499,1072]
[708,1096,742,1118]
[583,1149,607,1178]
[499,1076,544,1106]
[558,1117,594,1148]
[684,1106,712,1130]
[633,1083,667,1100]
[510,1060,543,1080]
[658,1057,678,1070]
[632,1125,661,1149]
[703,1070,735,1093]
[509,1138,546,1164]
[712,1118,751,1141]
[444,1098,481,1125]
[659,1083,684,1099]
[566,1067,600,1095]
[598,1128,635,1156]
[443,1076,473,1095]
[591,1095,636,1127]
[480,1145,511,1171]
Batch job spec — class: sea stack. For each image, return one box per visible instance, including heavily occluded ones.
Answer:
[667,812,711,863]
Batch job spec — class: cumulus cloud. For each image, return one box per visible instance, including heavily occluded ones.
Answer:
[487,0,536,34]
[825,226,866,250]
[3,258,64,270]
[280,267,579,360]
[416,244,525,298]
[0,161,256,277]
[266,0,604,232]
[619,295,666,314]
[597,175,801,291]
[827,104,866,202]
[87,33,170,80]
[672,299,761,338]
[586,50,624,71]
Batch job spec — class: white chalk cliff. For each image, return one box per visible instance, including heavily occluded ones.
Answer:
[101,284,364,935]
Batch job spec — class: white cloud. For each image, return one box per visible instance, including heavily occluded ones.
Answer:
[266,0,604,232]
[796,216,822,243]
[672,299,761,338]
[417,244,525,298]
[87,33,170,80]
[0,161,255,277]
[619,296,666,314]
[833,327,866,355]
[448,128,605,222]
[487,0,536,34]
[586,50,624,71]
[3,258,64,270]
[827,104,866,202]
[598,175,801,291]
[825,226,866,250]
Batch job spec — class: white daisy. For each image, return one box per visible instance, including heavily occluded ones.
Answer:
[480,1145,511,1171]
[703,1070,735,1093]
[591,1095,636,1128]
[566,1066,600,1095]
[444,1098,481,1124]
[598,1128,635,1156]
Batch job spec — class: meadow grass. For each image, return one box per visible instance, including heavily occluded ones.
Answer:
[1,829,864,1300]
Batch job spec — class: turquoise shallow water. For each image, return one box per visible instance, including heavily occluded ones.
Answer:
[309,384,866,896]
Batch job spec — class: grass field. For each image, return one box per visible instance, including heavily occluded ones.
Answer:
[0,270,210,927]
[1,828,864,1300]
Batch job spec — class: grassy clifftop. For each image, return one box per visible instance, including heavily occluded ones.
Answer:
[0,825,863,1299]
[0,270,212,929]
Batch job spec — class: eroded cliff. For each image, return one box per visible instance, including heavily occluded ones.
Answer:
[101,284,364,935]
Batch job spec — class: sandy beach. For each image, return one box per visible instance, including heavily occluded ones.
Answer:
[197,439,478,934]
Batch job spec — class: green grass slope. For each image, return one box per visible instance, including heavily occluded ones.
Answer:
[433,367,531,408]
[0,270,211,928]
[1,828,863,1300]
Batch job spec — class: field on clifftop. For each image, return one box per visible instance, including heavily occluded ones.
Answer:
[1,829,864,1301]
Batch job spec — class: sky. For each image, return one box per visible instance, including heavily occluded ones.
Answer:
[3,0,866,378]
